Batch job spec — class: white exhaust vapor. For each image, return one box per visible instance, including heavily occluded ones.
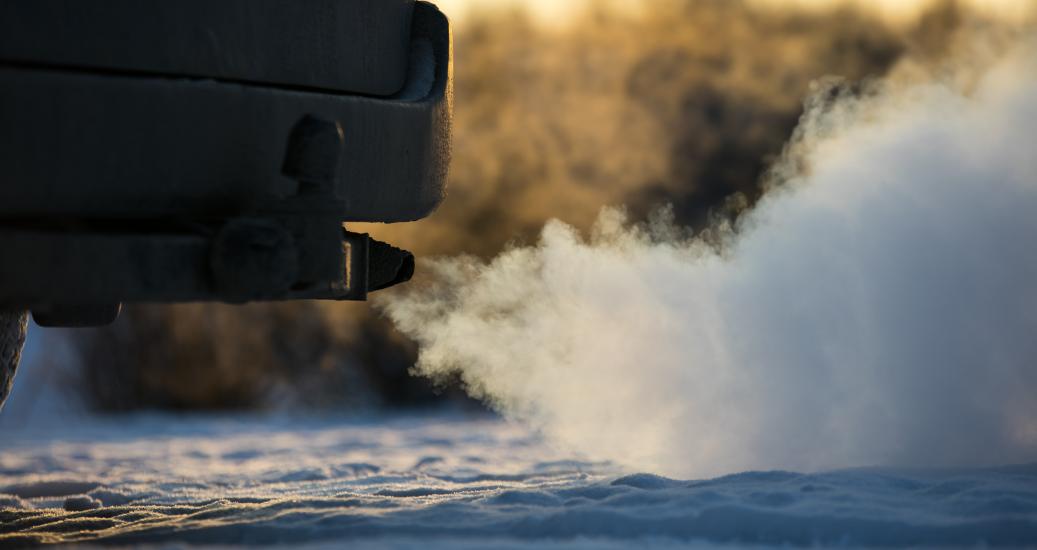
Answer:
[380,40,1037,478]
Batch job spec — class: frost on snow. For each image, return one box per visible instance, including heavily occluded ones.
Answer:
[1,413,1035,547]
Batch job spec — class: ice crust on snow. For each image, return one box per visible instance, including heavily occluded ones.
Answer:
[1,414,1036,546]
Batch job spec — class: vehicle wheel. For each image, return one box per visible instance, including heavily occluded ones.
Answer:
[0,310,27,412]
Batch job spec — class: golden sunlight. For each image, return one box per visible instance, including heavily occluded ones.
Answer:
[434,0,1035,26]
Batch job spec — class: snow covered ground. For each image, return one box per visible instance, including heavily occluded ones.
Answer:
[0,330,1034,547]
[1,411,1036,547]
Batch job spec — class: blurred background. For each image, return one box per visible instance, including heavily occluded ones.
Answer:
[17,0,1035,415]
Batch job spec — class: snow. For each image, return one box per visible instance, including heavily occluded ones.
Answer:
[2,412,1036,547]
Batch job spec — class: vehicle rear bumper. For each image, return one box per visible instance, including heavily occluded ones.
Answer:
[0,2,451,314]
[0,1,451,223]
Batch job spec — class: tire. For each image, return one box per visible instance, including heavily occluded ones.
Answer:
[0,310,27,412]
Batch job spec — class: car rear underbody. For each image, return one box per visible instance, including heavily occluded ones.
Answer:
[0,0,453,408]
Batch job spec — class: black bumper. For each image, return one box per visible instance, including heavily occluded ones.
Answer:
[0,1,451,223]
[0,1,452,316]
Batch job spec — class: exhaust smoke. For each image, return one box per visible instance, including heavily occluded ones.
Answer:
[380,40,1037,478]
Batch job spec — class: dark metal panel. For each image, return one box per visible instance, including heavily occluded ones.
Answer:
[0,0,415,96]
[0,2,451,223]
[0,230,214,306]
[0,228,388,307]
